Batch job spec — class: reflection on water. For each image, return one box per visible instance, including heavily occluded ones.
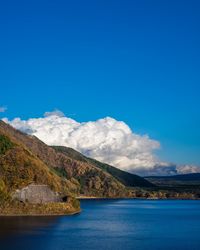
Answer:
[0,216,60,238]
[0,200,200,250]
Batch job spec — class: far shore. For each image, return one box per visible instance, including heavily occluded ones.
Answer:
[76,196,131,199]
[77,196,200,200]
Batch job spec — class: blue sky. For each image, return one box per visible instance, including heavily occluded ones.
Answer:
[0,0,200,167]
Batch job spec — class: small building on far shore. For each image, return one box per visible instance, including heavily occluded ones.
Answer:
[12,184,62,204]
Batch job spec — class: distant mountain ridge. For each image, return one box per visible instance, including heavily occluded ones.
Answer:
[146,173,200,181]
[145,173,200,188]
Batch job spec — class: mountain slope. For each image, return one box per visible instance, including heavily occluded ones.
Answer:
[0,121,132,197]
[1,121,199,200]
[0,135,67,194]
[52,146,154,188]
[0,130,80,215]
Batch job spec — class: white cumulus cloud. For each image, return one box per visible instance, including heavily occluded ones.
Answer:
[3,110,200,176]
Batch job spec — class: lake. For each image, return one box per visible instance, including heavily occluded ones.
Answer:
[0,199,200,250]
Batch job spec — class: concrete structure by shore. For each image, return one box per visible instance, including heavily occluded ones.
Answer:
[12,184,62,204]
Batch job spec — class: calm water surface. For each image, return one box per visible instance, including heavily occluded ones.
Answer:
[0,199,200,250]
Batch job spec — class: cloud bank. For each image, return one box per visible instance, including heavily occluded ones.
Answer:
[3,110,199,176]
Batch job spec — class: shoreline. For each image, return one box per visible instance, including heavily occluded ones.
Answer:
[0,209,81,217]
[1,198,200,217]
